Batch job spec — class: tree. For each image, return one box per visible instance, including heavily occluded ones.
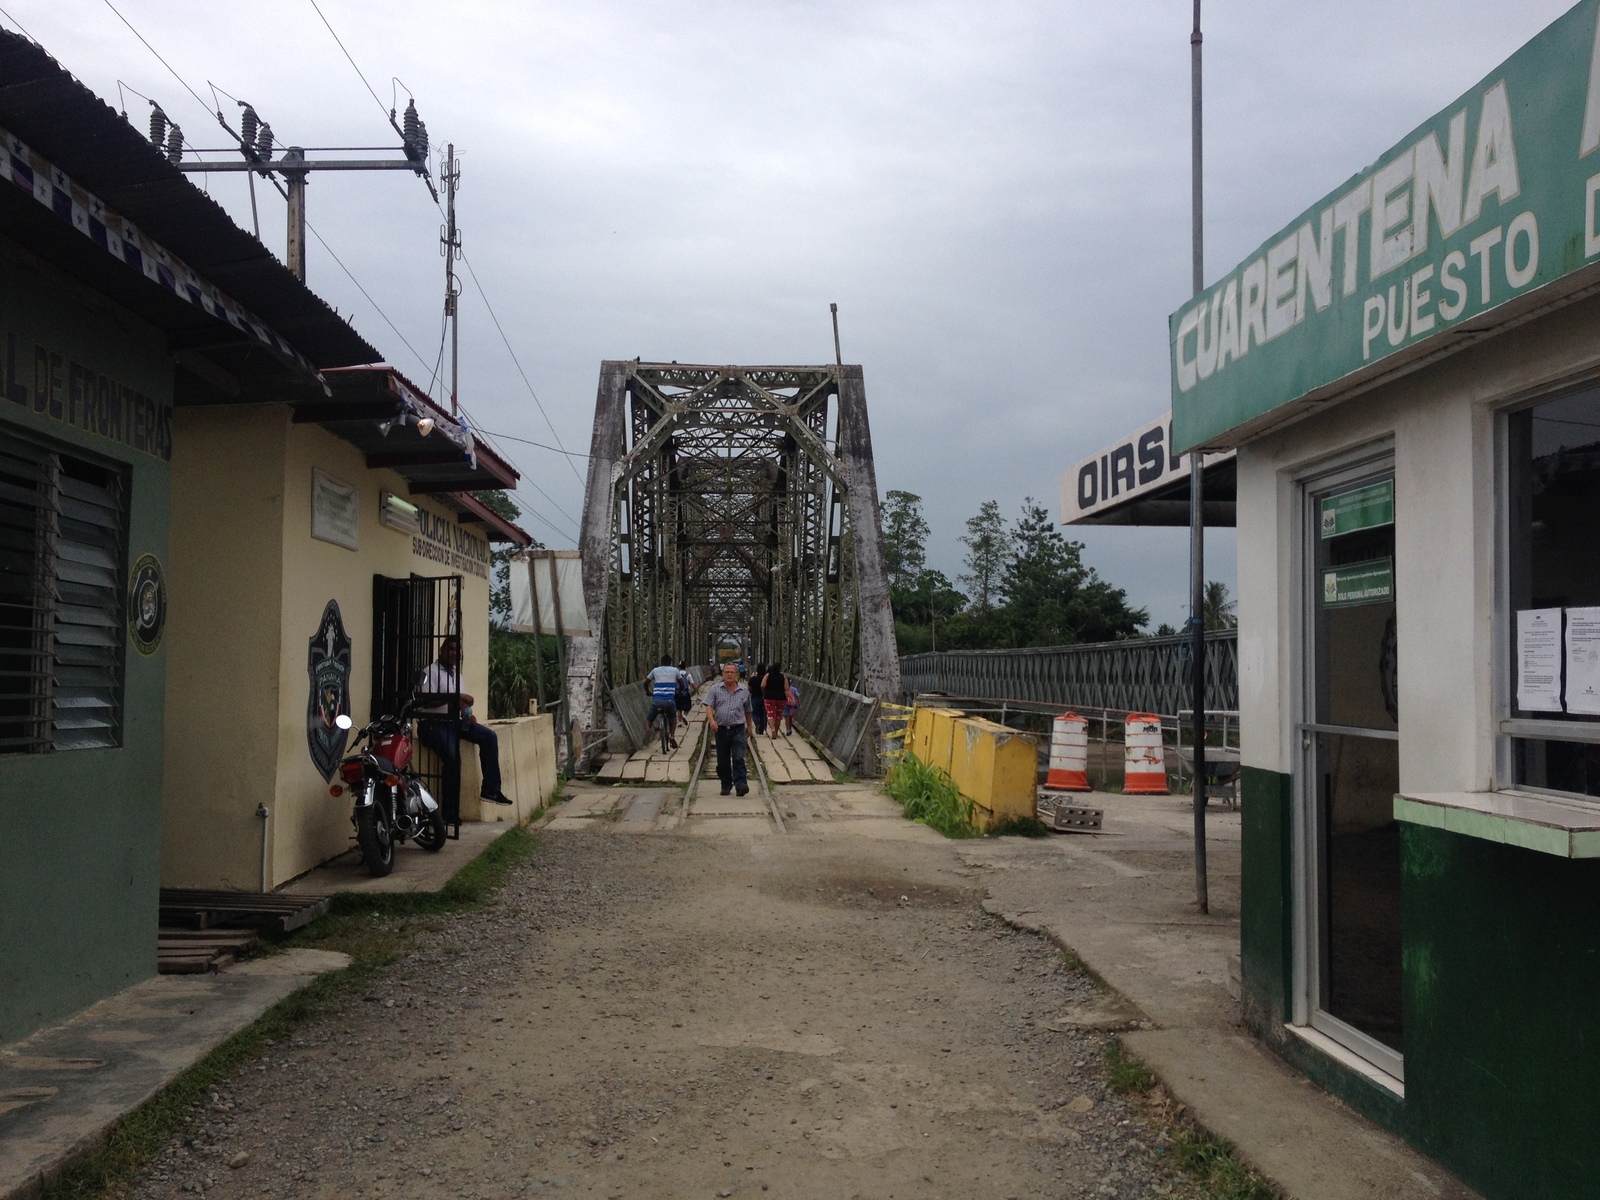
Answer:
[1155,622,1178,637]
[959,500,1007,615]
[476,490,555,719]
[880,490,929,592]
[1204,580,1237,629]
[476,490,542,628]
[995,498,1147,646]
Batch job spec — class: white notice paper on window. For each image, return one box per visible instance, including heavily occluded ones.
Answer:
[1517,608,1564,712]
[1566,607,1600,715]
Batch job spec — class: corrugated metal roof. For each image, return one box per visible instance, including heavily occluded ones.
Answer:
[0,30,378,369]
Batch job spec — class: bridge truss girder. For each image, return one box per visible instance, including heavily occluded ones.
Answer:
[567,362,898,758]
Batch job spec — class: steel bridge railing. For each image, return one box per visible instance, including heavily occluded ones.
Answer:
[898,630,1238,717]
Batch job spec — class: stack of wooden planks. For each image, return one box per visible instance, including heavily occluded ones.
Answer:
[157,888,331,933]
[157,928,260,975]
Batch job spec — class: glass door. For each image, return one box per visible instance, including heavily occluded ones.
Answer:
[1300,464,1403,1080]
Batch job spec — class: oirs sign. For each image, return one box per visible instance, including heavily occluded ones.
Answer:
[1061,412,1237,524]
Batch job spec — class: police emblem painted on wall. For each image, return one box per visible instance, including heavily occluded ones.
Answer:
[306,600,352,781]
[127,554,166,655]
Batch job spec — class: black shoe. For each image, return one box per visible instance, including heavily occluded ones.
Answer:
[720,788,732,796]
[669,739,678,750]
[481,791,513,806]
[736,785,749,797]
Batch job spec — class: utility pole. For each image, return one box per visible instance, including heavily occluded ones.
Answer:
[443,144,462,416]
[1188,0,1209,914]
[282,147,307,281]
[830,302,842,366]
[168,97,437,285]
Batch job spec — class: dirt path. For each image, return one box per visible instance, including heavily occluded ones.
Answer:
[132,791,1171,1199]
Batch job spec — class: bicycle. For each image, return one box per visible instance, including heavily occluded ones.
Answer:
[651,703,677,755]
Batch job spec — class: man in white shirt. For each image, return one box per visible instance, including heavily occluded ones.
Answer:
[416,636,512,824]
[644,654,683,750]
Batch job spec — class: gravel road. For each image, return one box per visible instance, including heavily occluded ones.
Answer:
[131,817,1179,1199]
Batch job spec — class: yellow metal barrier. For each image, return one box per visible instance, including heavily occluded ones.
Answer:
[905,704,1038,831]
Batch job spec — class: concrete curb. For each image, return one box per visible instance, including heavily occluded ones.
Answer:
[0,950,349,1200]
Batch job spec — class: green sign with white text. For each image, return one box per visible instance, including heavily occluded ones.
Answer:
[1320,480,1394,538]
[1322,558,1395,608]
[1171,0,1600,452]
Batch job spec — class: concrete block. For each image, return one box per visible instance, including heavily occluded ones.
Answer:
[925,708,963,775]
[949,717,1037,830]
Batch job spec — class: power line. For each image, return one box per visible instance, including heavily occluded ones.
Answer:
[101,0,216,117]
[301,218,437,378]
[456,247,586,489]
[305,0,390,122]
[456,406,582,533]
[471,428,600,461]
[0,5,39,42]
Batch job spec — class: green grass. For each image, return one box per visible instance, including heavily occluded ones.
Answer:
[1101,1040,1280,1200]
[1170,1126,1279,1200]
[882,752,978,838]
[1104,1040,1156,1093]
[42,824,541,1200]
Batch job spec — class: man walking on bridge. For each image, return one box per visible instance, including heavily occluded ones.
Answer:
[704,660,753,797]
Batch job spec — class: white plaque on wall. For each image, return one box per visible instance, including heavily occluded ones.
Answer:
[311,468,359,551]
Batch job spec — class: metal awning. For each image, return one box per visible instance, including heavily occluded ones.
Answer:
[311,367,531,543]
[1060,411,1236,527]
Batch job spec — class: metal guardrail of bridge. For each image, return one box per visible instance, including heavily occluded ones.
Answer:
[898,630,1238,718]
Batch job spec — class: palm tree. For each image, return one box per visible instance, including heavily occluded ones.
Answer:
[1203,580,1237,630]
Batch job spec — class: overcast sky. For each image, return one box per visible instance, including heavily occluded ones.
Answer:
[7,0,1578,626]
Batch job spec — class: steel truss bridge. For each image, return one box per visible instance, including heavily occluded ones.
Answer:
[565,362,899,761]
[899,629,1239,717]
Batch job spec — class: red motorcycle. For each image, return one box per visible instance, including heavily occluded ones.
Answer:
[331,700,447,876]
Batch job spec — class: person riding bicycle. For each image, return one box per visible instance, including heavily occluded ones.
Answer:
[645,654,683,750]
[674,660,693,732]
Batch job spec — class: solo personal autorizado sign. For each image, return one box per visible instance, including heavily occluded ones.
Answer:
[1171,0,1600,452]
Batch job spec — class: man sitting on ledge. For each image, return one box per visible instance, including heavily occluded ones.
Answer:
[417,635,513,823]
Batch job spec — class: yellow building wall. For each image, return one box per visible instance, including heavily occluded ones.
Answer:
[163,405,494,890]
[161,405,288,891]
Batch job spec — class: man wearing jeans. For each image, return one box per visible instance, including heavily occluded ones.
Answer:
[703,660,753,797]
[417,636,512,824]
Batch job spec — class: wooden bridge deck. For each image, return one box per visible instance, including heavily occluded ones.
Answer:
[594,704,705,784]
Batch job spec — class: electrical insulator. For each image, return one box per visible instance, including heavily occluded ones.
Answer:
[402,99,428,162]
[166,126,183,164]
[148,105,167,147]
[257,123,273,161]
[239,105,259,153]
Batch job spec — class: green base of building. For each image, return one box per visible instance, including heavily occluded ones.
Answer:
[1239,766,1600,1199]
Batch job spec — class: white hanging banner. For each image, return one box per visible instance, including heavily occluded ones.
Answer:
[509,551,590,637]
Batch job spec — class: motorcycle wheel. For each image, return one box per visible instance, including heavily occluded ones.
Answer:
[355,790,395,876]
[413,804,448,852]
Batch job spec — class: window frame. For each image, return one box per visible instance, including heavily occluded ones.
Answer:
[0,428,129,756]
[1494,380,1600,800]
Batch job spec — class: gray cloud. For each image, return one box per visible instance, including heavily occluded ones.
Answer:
[17,0,1574,617]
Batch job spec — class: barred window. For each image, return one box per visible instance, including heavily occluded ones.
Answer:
[0,435,127,754]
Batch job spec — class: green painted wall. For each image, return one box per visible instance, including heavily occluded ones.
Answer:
[1239,766,1293,1030]
[0,249,172,1043]
[1242,764,1600,1198]
[1239,766,1407,1132]
[1401,823,1600,1198]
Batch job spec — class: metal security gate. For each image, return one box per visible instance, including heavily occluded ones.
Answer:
[371,573,462,830]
